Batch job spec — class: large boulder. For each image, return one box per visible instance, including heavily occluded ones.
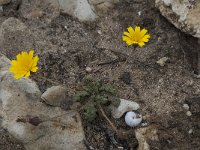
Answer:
[155,0,200,38]
[0,54,86,150]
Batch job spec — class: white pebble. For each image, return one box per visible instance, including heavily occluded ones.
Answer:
[97,30,102,35]
[188,129,193,134]
[186,111,192,117]
[183,104,189,110]
[125,111,142,127]
[141,122,148,127]
[156,57,169,67]
[85,66,92,73]
[64,26,68,30]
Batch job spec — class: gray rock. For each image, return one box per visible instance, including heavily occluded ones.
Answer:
[41,85,68,107]
[156,0,200,38]
[19,0,60,21]
[0,0,10,5]
[58,0,97,21]
[0,17,26,32]
[0,55,86,150]
[0,17,34,51]
[111,98,140,119]
[58,0,120,21]
[0,53,10,70]
[90,0,119,14]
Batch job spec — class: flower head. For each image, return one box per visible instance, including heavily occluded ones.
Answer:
[9,50,39,79]
[122,26,150,47]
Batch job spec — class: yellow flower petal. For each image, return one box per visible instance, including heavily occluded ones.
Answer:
[135,26,140,32]
[122,36,131,42]
[32,56,39,67]
[122,26,150,47]
[29,50,34,59]
[123,31,132,38]
[140,29,148,37]
[138,42,145,47]
[9,50,39,80]
[31,67,38,72]
[127,26,134,35]
[25,71,30,77]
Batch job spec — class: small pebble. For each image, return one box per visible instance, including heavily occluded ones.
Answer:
[85,66,92,73]
[186,80,194,86]
[156,57,169,67]
[183,104,189,110]
[188,129,193,134]
[97,30,102,34]
[64,26,68,30]
[138,11,141,16]
[141,122,148,127]
[186,111,192,117]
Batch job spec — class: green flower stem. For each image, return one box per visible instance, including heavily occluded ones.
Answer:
[37,75,61,85]
[113,45,137,81]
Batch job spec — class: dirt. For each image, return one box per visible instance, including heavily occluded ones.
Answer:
[0,0,200,150]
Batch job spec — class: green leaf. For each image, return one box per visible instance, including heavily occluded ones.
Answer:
[73,91,89,102]
[95,95,108,104]
[84,105,97,122]
[99,84,116,95]
[110,96,120,107]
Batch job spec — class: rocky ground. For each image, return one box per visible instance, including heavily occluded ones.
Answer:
[0,0,200,150]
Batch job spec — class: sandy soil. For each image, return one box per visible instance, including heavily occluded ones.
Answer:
[0,0,200,149]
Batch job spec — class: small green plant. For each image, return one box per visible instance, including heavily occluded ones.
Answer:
[74,78,120,121]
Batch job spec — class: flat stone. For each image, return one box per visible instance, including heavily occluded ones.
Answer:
[0,55,86,150]
[156,0,200,38]
[111,98,140,119]
[41,85,68,107]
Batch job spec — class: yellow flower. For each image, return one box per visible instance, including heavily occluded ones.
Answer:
[9,50,39,79]
[122,26,150,47]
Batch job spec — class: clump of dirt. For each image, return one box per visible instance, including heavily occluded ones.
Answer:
[0,0,200,149]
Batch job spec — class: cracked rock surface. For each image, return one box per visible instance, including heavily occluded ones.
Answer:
[156,0,200,38]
